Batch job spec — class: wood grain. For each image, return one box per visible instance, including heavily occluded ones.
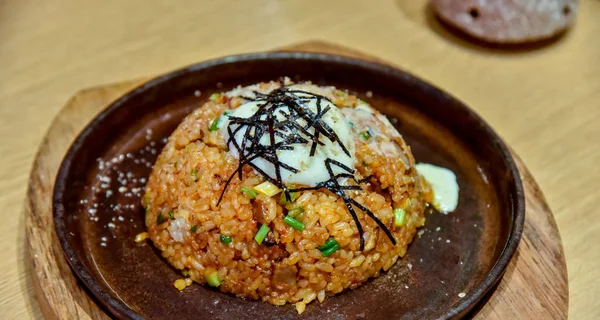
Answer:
[3,1,599,319]
[26,81,145,320]
[25,41,567,319]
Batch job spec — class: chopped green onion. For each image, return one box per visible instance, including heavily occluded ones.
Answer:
[209,117,221,132]
[182,270,189,277]
[319,238,339,252]
[394,208,406,227]
[205,271,221,287]
[190,225,198,232]
[348,121,355,127]
[254,223,270,244]
[358,131,371,140]
[168,211,175,220]
[287,206,305,218]
[283,215,305,231]
[209,93,221,100]
[362,161,369,167]
[156,213,164,225]
[220,234,232,244]
[279,190,299,205]
[223,110,231,115]
[240,187,257,199]
[191,169,198,181]
[253,181,281,197]
[321,243,340,257]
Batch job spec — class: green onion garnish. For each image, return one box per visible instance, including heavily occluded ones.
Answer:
[190,225,198,232]
[287,206,305,218]
[209,117,221,132]
[240,187,257,199]
[283,216,305,231]
[358,131,371,140]
[394,208,406,227]
[220,234,232,244]
[168,211,175,220]
[348,121,355,127]
[319,238,339,252]
[362,161,369,167]
[182,270,189,277]
[253,181,281,196]
[156,213,164,225]
[191,169,198,181]
[254,223,270,244]
[279,190,299,205]
[319,238,341,257]
[321,244,340,257]
[209,93,221,101]
[205,271,221,287]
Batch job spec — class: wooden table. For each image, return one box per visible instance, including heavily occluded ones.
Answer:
[1,0,598,319]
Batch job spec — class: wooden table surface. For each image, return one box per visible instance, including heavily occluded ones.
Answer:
[1,0,598,319]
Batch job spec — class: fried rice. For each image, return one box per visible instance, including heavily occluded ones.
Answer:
[143,78,430,314]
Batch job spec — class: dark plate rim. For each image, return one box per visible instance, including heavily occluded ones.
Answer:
[53,51,525,320]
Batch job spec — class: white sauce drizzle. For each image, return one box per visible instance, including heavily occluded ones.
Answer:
[415,163,459,214]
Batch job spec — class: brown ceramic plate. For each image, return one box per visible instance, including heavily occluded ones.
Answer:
[53,52,524,320]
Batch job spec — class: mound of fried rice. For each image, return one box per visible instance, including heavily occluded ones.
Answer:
[143,79,429,313]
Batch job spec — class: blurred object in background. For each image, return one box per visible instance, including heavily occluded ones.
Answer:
[430,0,578,44]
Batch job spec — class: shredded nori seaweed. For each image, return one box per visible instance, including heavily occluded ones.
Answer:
[217,84,396,250]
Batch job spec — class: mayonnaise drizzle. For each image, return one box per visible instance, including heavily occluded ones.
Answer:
[415,163,459,214]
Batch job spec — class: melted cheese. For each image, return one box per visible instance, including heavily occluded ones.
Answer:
[220,92,355,187]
